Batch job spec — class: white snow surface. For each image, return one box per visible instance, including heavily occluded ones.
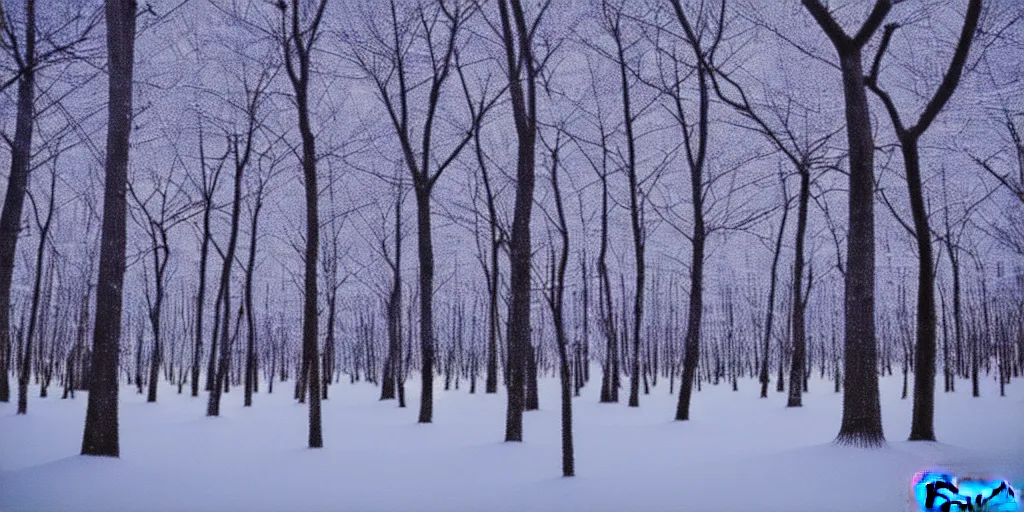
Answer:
[1,373,1022,512]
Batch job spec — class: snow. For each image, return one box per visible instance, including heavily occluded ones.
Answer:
[1,373,1022,512]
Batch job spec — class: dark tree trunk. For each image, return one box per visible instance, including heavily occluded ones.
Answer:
[82,0,137,457]
[243,197,263,407]
[475,127,502,395]
[525,342,539,411]
[499,0,538,443]
[382,191,402,402]
[665,1,720,422]
[206,139,246,417]
[17,174,53,414]
[940,285,951,392]
[674,68,708,422]
[415,186,436,423]
[833,48,884,446]
[762,194,789,398]
[598,173,618,404]
[192,163,214,398]
[612,16,645,409]
[206,270,224,394]
[949,248,963,378]
[0,0,37,405]
[134,326,143,394]
[140,219,170,405]
[787,168,811,407]
[545,144,574,477]
[904,141,937,436]
[801,0,896,446]
[279,0,327,448]
[865,0,980,440]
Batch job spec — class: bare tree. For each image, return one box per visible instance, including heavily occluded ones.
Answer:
[0,0,98,403]
[458,59,507,395]
[192,121,225,397]
[865,0,982,441]
[128,163,193,404]
[801,0,899,447]
[244,152,281,407]
[709,48,840,407]
[760,184,789,398]
[663,0,727,422]
[15,158,55,414]
[379,180,406,403]
[278,0,328,448]
[598,0,648,408]
[207,66,271,417]
[539,130,573,476]
[350,0,489,423]
[496,0,548,443]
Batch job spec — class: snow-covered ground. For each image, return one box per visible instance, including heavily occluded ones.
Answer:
[1,373,1021,512]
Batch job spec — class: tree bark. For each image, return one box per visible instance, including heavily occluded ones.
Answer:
[801,0,896,446]
[762,195,789,398]
[834,49,884,446]
[280,0,327,448]
[545,142,574,477]
[864,0,981,441]
[499,0,539,443]
[206,155,244,416]
[192,136,216,398]
[81,0,137,457]
[0,0,37,404]
[786,168,811,407]
[611,12,645,409]
[17,175,53,414]
[243,196,263,407]
[415,186,436,423]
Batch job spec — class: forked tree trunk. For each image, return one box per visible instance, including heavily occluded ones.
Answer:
[499,0,539,443]
[801,0,895,446]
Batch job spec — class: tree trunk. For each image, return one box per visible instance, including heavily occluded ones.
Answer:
[834,49,884,447]
[477,129,501,395]
[243,199,262,407]
[192,195,212,398]
[382,196,402,401]
[0,0,37,405]
[17,187,51,414]
[903,141,937,439]
[499,0,538,443]
[675,66,708,422]
[415,185,436,423]
[298,76,323,450]
[206,147,245,417]
[787,168,811,407]
[762,195,789,398]
[598,174,618,404]
[82,0,136,457]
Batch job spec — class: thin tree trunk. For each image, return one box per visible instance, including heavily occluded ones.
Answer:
[243,197,263,407]
[206,140,246,417]
[787,168,811,407]
[762,194,789,398]
[17,180,53,414]
[415,186,436,423]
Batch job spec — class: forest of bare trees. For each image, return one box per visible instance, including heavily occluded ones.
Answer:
[1,0,1022,481]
